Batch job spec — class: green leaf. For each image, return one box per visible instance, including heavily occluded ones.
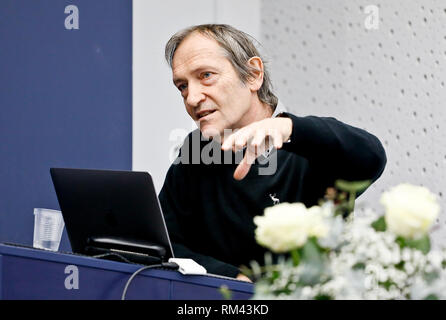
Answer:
[352,262,366,270]
[379,280,395,290]
[405,235,431,254]
[395,236,406,248]
[335,179,372,193]
[424,294,438,300]
[395,261,405,270]
[423,271,439,285]
[299,237,326,286]
[301,237,324,263]
[335,202,354,219]
[239,264,254,278]
[371,216,387,232]
[219,285,233,300]
[291,249,300,267]
[396,235,431,254]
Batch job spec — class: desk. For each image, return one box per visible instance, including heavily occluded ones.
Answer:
[0,243,254,300]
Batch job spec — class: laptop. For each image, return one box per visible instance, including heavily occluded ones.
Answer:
[50,168,175,264]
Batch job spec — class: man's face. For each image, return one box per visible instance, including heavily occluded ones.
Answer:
[172,32,253,139]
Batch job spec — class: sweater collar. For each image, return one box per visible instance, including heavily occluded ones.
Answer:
[271,100,287,118]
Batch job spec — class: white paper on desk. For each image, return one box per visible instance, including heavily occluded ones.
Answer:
[168,258,207,275]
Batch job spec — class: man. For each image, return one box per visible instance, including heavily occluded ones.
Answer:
[159,24,386,282]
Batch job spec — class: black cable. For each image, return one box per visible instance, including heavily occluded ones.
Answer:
[121,262,179,300]
[92,252,133,264]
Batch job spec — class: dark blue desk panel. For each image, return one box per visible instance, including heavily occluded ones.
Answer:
[0,243,254,300]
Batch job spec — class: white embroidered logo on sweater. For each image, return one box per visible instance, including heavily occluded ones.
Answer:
[269,193,280,205]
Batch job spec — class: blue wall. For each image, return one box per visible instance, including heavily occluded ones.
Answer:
[0,1,132,251]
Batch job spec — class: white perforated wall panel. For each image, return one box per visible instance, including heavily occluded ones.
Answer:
[261,0,446,246]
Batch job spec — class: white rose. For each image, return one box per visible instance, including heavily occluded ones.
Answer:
[307,206,331,238]
[253,202,329,253]
[380,184,440,239]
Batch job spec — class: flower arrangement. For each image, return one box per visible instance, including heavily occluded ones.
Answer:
[242,181,445,300]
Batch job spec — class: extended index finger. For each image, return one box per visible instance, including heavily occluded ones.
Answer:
[233,145,256,180]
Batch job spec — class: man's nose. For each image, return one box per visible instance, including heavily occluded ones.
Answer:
[186,82,205,108]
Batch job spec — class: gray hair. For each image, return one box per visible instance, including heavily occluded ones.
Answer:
[165,24,278,110]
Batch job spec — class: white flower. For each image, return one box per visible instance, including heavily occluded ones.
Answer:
[307,206,331,238]
[252,183,446,300]
[253,202,329,253]
[318,215,344,249]
[411,269,446,300]
[381,184,440,239]
[427,251,443,269]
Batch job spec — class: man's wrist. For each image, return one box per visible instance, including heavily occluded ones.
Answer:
[277,113,292,143]
[236,273,253,283]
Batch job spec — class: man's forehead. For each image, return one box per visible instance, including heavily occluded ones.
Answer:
[172,33,227,73]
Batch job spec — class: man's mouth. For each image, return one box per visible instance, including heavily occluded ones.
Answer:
[197,110,216,120]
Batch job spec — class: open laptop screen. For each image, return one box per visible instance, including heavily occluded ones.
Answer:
[50,168,174,262]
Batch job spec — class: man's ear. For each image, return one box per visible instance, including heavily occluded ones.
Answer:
[246,56,264,92]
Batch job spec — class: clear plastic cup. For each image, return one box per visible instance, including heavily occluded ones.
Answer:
[33,208,65,251]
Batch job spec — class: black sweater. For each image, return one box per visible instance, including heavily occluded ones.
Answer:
[158,112,387,278]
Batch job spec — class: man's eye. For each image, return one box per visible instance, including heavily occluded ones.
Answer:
[202,72,212,79]
[178,84,187,92]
